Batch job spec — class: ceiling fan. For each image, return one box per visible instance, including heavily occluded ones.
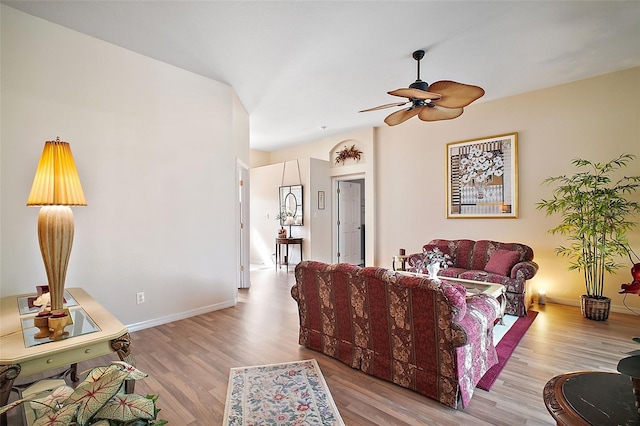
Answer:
[360,50,485,126]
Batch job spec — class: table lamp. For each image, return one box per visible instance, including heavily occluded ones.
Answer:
[284,216,294,237]
[27,137,86,312]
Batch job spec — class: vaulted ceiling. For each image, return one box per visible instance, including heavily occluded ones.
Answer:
[3,1,639,151]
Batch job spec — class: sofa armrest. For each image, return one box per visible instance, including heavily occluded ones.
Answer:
[451,294,500,347]
[291,283,300,301]
[510,260,539,280]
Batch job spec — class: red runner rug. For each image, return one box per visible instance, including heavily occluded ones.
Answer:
[477,310,538,390]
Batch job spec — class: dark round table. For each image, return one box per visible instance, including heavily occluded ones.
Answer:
[543,371,640,425]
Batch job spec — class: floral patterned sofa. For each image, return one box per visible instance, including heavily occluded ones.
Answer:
[291,261,501,409]
[408,239,539,316]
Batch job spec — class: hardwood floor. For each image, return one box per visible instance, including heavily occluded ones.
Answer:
[8,267,639,425]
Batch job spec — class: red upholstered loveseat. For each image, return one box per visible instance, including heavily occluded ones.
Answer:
[291,261,501,409]
[408,239,539,316]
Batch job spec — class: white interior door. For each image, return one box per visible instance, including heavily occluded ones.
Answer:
[338,181,362,265]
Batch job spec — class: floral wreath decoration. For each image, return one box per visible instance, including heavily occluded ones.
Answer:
[335,145,363,165]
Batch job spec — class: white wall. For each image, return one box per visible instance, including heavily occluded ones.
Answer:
[0,6,249,328]
[309,158,332,263]
[265,67,640,314]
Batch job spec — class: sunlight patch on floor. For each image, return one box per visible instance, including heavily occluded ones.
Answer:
[493,314,519,345]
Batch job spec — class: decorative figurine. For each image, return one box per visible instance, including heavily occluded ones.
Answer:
[278,227,287,239]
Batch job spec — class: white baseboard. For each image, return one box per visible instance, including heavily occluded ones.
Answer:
[544,297,638,315]
[126,298,237,332]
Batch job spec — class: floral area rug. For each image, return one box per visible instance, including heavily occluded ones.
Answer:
[223,359,345,426]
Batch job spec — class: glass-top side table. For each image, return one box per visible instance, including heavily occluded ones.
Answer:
[0,288,134,426]
[17,291,79,316]
[20,307,100,348]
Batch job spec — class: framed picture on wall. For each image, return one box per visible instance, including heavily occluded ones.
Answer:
[318,191,325,210]
[446,132,518,218]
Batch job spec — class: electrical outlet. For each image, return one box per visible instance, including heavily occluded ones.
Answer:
[136,292,145,304]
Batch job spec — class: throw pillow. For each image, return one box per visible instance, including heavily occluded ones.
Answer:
[485,249,521,276]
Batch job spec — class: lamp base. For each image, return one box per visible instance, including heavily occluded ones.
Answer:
[37,206,74,312]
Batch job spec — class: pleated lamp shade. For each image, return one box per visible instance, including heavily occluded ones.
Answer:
[27,137,86,206]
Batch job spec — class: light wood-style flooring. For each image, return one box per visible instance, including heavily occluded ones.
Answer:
[8,267,640,425]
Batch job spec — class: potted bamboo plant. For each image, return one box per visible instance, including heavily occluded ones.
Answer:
[536,154,640,320]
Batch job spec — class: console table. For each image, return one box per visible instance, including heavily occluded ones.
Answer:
[275,237,303,272]
[0,288,134,426]
[543,371,640,425]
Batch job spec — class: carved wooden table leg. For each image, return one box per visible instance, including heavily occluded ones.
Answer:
[498,286,507,325]
[0,364,21,426]
[111,332,135,394]
[70,363,79,382]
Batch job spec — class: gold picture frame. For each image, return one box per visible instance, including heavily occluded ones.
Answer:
[446,132,518,218]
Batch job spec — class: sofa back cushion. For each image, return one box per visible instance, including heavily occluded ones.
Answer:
[293,261,465,359]
[471,240,534,271]
[426,239,475,269]
[410,243,453,271]
[427,239,534,273]
[485,249,521,275]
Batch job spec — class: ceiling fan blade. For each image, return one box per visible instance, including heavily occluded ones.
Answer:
[359,101,409,112]
[384,107,420,126]
[428,80,484,108]
[418,105,464,122]
[388,88,441,100]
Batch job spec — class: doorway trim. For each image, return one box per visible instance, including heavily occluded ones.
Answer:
[332,176,365,265]
[237,160,250,288]
[331,173,374,265]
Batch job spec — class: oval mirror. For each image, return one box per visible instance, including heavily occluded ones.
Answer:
[285,192,297,217]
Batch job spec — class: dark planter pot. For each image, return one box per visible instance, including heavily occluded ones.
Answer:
[580,295,611,321]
